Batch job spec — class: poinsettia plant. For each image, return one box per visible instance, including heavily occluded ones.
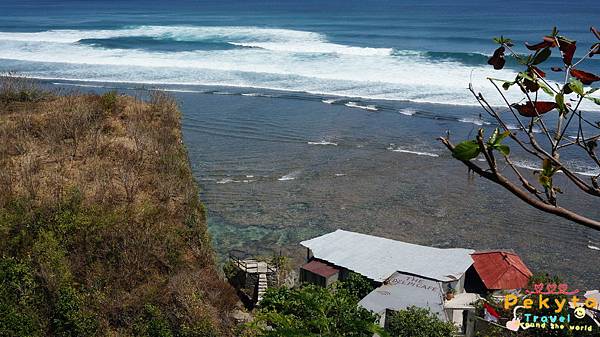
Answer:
[440,27,600,230]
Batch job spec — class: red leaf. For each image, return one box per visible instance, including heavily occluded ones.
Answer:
[487,46,505,70]
[525,40,553,51]
[590,43,600,57]
[531,66,546,78]
[513,102,557,117]
[592,27,600,40]
[558,38,576,65]
[543,36,558,45]
[570,68,600,85]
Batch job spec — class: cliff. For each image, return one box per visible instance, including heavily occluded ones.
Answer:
[0,77,237,336]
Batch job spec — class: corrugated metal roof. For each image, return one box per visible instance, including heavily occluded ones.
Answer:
[471,251,532,290]
[359,272,447,320]
[301,259,340,278]
[300,229,474,282]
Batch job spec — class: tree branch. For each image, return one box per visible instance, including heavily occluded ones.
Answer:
[439,137,600,231]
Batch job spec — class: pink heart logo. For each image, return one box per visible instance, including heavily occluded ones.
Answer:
[506,319,520,331]
[533,283,544,293]
[558,283,568,294]
[546,283,557,293]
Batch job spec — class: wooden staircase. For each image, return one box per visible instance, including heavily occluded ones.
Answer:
[257,273,268,302]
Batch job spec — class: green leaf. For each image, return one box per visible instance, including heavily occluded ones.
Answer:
[495,144,510,156]
[539,82,554,96]
[487,128,510,146]
[533,47,551,65]
[493,36,513,45]
[569,78,585,96]
[518,72,534,82]
[587,88,598,95]
[496,130,510,144]
[585,96,600,105]
[452,140,480,161]
[555,93,567,114]
[487,128,499,145]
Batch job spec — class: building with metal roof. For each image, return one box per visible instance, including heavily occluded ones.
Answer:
[300,229,474,282]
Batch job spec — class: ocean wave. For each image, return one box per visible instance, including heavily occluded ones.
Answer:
[230,41,392,56]
[398,108,417,116]
[307,140,338,146]
[458,117,490,126]
[3,25,597,108]
[386,144,439,157]
[216,177,256,184]
[506,123,542,133]
[216,178,235,184]
[345,102,378,111]
[278,170,301,181]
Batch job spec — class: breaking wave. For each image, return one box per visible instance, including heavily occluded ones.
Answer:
[1,25,597,108]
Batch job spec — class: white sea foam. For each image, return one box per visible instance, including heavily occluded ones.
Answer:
[2,25,596,108]
[216,178,235,184]
[322,98,340,104]
[387,144,439,157]
[345,102,378,111]
[506,123,542,134]
[278,170,301,181]
[398,108,417,116]
[392,149,439,157]
[307,140,338,146]
[52,82,106,88]
[458,117,489,126]
[229,41,392,56]
[588,245,600,251]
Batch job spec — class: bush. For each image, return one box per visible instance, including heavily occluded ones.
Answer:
[99,91,118,112]
[386,306,456,337]
[53,286,98,337]
[243,284,384,337]
[0,258,45,337]
[0,75,49,104]
[339,272,375,300]
[133,304,174,337]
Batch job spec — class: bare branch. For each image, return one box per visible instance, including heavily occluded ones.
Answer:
[440,137,600,231]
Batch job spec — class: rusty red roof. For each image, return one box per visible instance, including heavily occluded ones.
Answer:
[301,259,340,278]
[471,251,532,290]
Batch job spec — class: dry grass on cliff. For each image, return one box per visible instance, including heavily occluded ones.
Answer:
[0,76,238,336]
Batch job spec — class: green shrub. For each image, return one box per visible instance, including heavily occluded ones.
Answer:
[99,91,118,112]
[244,284,384,337]
[0,257,45,337]
[179,319,219,337]
[133,304,174,337]
[386,306,456,337]
[339,272,375,300]
[53,286,98,337]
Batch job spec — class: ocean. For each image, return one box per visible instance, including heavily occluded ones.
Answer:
[1,0,599,287]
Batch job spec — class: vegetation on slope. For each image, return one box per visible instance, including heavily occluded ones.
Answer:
[0,77,237,336]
